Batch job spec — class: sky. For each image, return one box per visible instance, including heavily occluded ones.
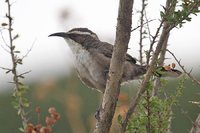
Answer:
[0,0,200,91]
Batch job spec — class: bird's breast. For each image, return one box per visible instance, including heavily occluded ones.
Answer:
[65,39,106,92]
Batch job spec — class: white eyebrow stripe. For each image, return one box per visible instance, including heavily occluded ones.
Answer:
[68,30,98,39]
[68,31,92,35]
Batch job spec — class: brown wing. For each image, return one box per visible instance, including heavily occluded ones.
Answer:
[93,41,137,64]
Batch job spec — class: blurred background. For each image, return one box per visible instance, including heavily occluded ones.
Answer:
[0,0,200,133]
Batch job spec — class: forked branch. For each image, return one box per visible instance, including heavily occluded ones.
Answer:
[120,0,177,132]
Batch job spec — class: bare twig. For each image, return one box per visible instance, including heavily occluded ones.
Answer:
[21,39,36,60]
[146,89,152,133]
[6,0,28,128]
[131,19,155,32]
[17,70,32,78]
[146,20,164,65]
[153,23,170,96]
[120,1,176,132]
[0,66,12,71]
[0,30,10,48]
[144,10,153,43]
[93,0,134,132]
[138,0,146,65]
[167,49,200,86]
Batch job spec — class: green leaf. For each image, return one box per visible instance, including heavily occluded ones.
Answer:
[19,127,25,132]
[11,45,15,50]
[23,102,30,108]
[1,23,8,26]
[118,114,123,125]
[19,75,25,79]
[13,34,19,40]
[6,70,11,74]
[14,51,20,53]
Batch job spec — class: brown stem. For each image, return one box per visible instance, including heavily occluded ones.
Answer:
[152,24,170,96]
[146,21,164,65]
[139,0,146,65]
[167,49,200,86]
[121,19,171,133]
[146,89,151,133]
[93,0,134,132]
[120,1,176,132]
[6,0,28,128]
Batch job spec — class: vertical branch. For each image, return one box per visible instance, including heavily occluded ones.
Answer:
[6,0,28,129]
[120,1,177,132]
[93,0,134,132]
[146,21,164,65]
[121,20,170,133]
[144,10,152,43]
[152,26,170,96]
[146,88,152,133]
[138,0,146,65]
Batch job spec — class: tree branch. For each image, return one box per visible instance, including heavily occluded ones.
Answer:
[138,0,146,65]
[93,0,134,132]
[152,23,170,96]
[5,0,28,129]
[120,1,176,132]
[167,49,200,86]
[146,20,164,65]
[131,19,155,32]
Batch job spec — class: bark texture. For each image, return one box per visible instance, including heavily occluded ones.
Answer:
[93,0,134,132]
[120,0,175,132]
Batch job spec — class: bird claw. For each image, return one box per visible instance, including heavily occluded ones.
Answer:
[95,109,100,121]
[95,105,103,121]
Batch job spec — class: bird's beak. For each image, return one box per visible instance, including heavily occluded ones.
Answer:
[48,32,68,38]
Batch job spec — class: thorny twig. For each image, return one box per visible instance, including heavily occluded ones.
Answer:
[144,10,152,43]
[167,49,200,86]
[0,66,12,71]
[138,0,146,65]
[17,70,32,78]
[153,23,170,96]
[120,1,177,132]
[5,0,28,128]
[146,20,164,65]
[131,19,155,32]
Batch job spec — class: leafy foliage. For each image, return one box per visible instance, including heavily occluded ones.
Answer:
[160,0,200,28]
[123,76,186,133]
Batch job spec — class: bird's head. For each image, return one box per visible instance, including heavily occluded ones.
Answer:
[49,28,99,45]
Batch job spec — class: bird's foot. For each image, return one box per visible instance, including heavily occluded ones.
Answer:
[95,105,102,121]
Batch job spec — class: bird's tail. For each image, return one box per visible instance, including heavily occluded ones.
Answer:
[122,64,182,84]
[154,66,182,78]
[122,64,147,83]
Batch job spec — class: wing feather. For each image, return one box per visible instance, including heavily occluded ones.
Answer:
[89,41,136,64]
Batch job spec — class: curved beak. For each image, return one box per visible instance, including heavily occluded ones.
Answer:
[48,32,68,38]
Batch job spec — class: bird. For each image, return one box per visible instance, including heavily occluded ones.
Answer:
[49,28,182,93]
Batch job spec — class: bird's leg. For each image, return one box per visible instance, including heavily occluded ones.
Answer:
[95,103,102,121]
[95,95,105,121]
[94,68,109,120]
